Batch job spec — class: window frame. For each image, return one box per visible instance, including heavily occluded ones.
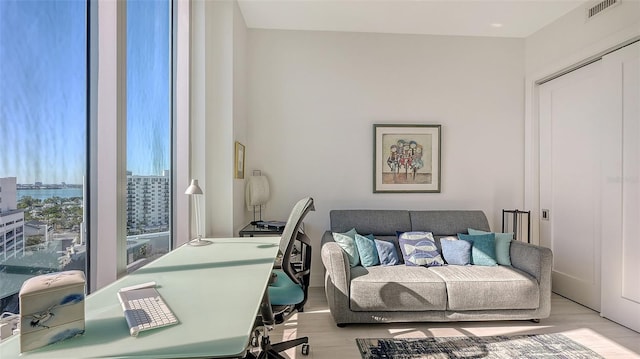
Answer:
[89,0,189,293]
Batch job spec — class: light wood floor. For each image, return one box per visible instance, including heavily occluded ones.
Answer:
[267,287,640,359]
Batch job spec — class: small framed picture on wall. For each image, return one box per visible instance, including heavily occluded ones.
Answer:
[235,141,245,179]
[374,124,441,193]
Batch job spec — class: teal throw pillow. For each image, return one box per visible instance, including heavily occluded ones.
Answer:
[398,231,444,267]
[440,238,471,265]
[354,234,380,267]
[332,228,360,267]
[458,233,497,266]
[468,228,513,265]
[374,239,399,266]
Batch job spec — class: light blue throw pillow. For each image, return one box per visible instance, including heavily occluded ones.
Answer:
[354,234,379,267]
[468,228,513,265]
[332,228,360,267]
[374,239,399,266]
[398,231,444,267]
[458,233,497,266]
[440,239,471,265]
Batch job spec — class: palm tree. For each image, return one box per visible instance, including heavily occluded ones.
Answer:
[18,196,39,209]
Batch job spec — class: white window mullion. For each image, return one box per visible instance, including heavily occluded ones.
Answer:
[116,0,128,278]
[91,0,185,291]
[90,0,127,291]
[174,0,190,247]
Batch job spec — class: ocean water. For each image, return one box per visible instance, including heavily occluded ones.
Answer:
[17,188,83,201]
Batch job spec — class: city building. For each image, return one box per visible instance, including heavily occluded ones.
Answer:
[0,177,25,260]
[126,171,170,235]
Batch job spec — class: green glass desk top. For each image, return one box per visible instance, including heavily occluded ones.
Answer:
[0,237,281,359]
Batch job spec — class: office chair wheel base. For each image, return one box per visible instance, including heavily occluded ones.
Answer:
[301,343,310,355]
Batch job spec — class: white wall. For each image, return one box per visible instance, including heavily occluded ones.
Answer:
[246,30,525,286]
[525,0,640,76]
[232,2,249,234]
[191,0,246,238]
[523,0,640,243]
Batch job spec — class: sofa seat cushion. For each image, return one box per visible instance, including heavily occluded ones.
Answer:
[349,266,447,312]
[430,266,539,311]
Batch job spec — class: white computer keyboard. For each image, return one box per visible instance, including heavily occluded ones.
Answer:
[117,284,178,337]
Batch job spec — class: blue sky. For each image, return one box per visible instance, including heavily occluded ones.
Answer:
[127,0,171,179]
[0,0,170,185]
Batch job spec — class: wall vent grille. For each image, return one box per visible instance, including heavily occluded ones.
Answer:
[587,0,619,20]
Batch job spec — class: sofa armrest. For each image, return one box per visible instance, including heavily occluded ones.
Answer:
[321,231,352,324]
[510,241,552,282]
[510,241,553,318]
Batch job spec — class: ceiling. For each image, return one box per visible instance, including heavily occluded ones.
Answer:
[237,0,588,38]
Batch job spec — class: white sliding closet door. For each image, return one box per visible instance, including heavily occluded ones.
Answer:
[601,41,640,332]
[539,60,605,311]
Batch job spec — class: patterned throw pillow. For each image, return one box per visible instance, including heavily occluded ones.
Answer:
[397,231,444,267]
[468,228,513,265]
[354,234,379,267]
[332,228,360,267]
[458,232,497,266]
[440,237,471,265]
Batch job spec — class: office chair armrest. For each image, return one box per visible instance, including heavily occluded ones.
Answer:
[296,231,311,245]
[287,232,312,282]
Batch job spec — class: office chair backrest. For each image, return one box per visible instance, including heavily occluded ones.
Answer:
[278,197,314,284]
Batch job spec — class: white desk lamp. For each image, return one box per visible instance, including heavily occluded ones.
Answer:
[185,179,212,246]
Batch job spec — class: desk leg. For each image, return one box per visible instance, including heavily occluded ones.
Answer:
[259,291,275,330]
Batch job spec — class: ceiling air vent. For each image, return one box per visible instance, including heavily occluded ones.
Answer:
[586,0,620,20]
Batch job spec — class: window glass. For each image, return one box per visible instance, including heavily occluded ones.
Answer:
[0,0,87,315]
[125,0,172,271]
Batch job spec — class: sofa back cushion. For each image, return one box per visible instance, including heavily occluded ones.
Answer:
[330,210,411,236]
[409,210,490,236]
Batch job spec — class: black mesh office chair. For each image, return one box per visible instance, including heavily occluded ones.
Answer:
[251,197,314,359]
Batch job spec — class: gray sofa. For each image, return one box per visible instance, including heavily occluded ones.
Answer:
[320,210,552,327]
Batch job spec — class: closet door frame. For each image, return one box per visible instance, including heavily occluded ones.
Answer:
[526,37,640,330]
